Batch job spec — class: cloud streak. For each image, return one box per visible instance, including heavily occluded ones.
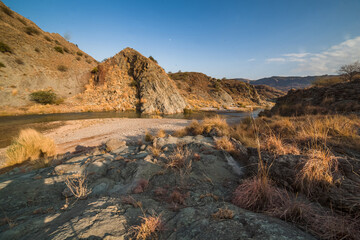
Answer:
[266,36,360,75]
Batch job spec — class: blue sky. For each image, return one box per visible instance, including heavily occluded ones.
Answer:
[4,0,360,79]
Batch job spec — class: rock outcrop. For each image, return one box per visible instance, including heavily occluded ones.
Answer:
[254,84,285,102]
[82,48,187,114]
[0,1,97,107]
[0,135,315,239]
[263,79,360,116]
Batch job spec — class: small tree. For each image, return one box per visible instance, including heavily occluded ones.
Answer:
[338,61,360,81]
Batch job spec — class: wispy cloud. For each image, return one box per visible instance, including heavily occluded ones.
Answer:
[266,36,360,75]
[266,57,286,62]
[247,58,256,62]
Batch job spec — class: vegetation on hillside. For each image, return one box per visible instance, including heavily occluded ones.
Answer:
[0,41,12,53]
[30,90,58,104]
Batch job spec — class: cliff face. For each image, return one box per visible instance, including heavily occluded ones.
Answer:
[82,48,187,114]
[264,79,360,116]
[169,72,263,108]
[0,1,97,107]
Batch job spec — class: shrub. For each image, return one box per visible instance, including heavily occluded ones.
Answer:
[65,174,91,199]
[34,47,40,53]
[1,5,13,17]
[24,26,40,36]
[15,58,24,65]
[5,129,56,167]
[91,67,98,74]
[0,42,12,53]
[183,108,192,114]
[149,56,158,64]
[44,36,52,42]
[30,90,57,104]
[86,59,92,64]
[166,145,192,172]
[57,65,68,72]
[0,62,5,68]
[76,51,83,56]
[54,40,61,45]
[54,46,63,54]
[63,47,69,53]
[76,56,81,61]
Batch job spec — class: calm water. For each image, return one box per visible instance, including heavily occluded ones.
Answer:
[0,109,262,148]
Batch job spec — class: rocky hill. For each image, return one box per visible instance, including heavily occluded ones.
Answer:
[81,48,187,114]
[0,1,97,107]
[262,79,360,116]
[169,72,263,109]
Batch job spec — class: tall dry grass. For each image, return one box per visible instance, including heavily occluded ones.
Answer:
[5,128,56,168]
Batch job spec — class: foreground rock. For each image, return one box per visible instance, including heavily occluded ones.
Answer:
[0,135,314,239]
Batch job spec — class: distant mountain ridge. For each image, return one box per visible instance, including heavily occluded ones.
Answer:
[235,75,337,91]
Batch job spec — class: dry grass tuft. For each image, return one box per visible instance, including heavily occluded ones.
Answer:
[169,190,189,205]
[212,207,234,219]
[150,145,162,157]
[144,131,154,142]
[215,136,235,152]
[5,129,56,168]
[297,148,338,194]
[263,133,299,155]
[174,116,230,137]
[166,144,192,172]
[121,196,142,208]
[130,213,163,240]
[65,174,91,199]
[156,129,166,138]
[232,176,286,211]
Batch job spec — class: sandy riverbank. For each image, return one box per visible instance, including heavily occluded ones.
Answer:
[0,118,191,166]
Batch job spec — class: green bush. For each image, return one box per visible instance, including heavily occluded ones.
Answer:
[57,65,68,72]
[91,67,98,74]
[54,46,63,54]
[55,40,61,45]
[149,56,158,64]
[0,42,12,53]
[30,90,57,104]
[1,5,13,17]
[24,26,40,36]
[76,51,83,56]
[0,62,5,68]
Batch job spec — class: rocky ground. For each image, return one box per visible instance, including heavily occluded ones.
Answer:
[0,134,315,239]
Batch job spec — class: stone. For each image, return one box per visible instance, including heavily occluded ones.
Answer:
[106,139,126,152]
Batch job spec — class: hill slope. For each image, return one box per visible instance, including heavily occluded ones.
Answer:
[169,72,263,109]
[262,79,360,116]
[0,1,96,107]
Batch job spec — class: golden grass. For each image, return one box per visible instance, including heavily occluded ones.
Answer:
[174,116,229,137]
[166,145,192,171]
[156,129,166,138]
[5,129,56,168]
[65,174,91,199]
[264,133,299,155]
[130,214,162,240]
[297,148,338,194]
[215,136,235,152]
